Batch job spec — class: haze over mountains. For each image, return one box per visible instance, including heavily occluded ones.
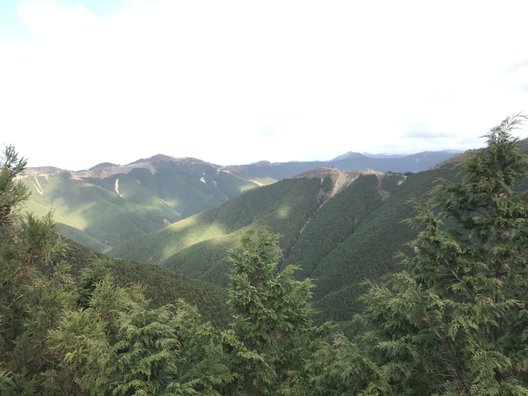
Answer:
[2,0,526,389]
[226,150,458,180]
[13,148,467,326]
[14,136,527,323]
[19,150,457,252]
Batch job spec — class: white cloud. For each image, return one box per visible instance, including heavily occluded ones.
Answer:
[0,0,527,169]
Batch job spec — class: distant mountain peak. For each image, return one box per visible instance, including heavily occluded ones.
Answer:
[149,153,176,162]
[361,153,405,159]
[252,160,272,166]
[333,150,464,161]
[130,154,211,167]
[89,162,119,171]
[130,154,176,165]
[332,152,365,161]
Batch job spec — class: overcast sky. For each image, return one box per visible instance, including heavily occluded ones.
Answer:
[1,0,527,170]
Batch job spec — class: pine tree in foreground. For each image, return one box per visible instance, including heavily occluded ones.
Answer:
[222,228,323,395]
[312,116,528,395]
[0,146,232,395]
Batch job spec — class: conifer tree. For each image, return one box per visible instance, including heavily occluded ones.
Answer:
[0,145,29,230]
[0,146,232,394]
[0,146,74,394]
[50,269,232,395]
[341,116,528,394]
[223,228,318,394]
[0,146,28,357]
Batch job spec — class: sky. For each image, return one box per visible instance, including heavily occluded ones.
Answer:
[1,0,527,170]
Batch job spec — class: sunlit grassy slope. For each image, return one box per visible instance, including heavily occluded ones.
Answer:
[110,176,326,284]
[21,158,260,251]
[23,171,181,249]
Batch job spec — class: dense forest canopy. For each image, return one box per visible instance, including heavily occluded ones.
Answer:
[1,116,527,394]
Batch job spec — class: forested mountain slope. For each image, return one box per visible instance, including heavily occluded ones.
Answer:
[110,171,342,283]
[65,242,229,327]
[308,166,456,321]
[2,121,526,394]
[20,156,259,252]
[110,167,439,321]
[113,140,527,323]
[19,151,455,255]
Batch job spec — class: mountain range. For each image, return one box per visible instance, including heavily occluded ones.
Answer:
[227,150,458,180]
[20,150,457,252]
[21,155,258,251]
[108,163,458,323]
[16,148,469,325]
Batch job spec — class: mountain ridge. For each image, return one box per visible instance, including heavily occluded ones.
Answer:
[25,150,458,174]
[18,149,459,258]
[108,167,410,309]
[107,140,528,322]
[19,155,261,251]
[108,164,452,323]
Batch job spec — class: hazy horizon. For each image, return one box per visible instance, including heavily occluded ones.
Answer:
[19,147,467,171]
[1,0,527,170]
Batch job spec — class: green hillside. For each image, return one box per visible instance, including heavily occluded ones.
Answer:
[64,242,229,328]
[56,223,111,252]
[110,174,330,284]
[4,117,527,395]
[109,164,465,323]
[18,151,466,325]
[308,166,457,321]
[108,168,426,320]
[20,156,259,251]
[19,151,456,256]
[22,170,181,249]
[285,173,394,278]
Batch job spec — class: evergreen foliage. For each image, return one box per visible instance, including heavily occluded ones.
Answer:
[312,166,455,322]
[313,115,528,394]
[222,228,321,394]
[110,165,455,324]
[1,117,525,394]
[64,243,230,327]
[286,173,387,279]
[0,145,29,226]
[3,145,325,394]
[1,146,233,394]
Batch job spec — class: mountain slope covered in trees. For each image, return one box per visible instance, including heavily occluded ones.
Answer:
[110,140,526,323]
[19,150,456,254]
[110,172,335,283]
[65,242,229,327]
[1,118,526,394]
[20,156,259,251]
[110,167,429,321]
